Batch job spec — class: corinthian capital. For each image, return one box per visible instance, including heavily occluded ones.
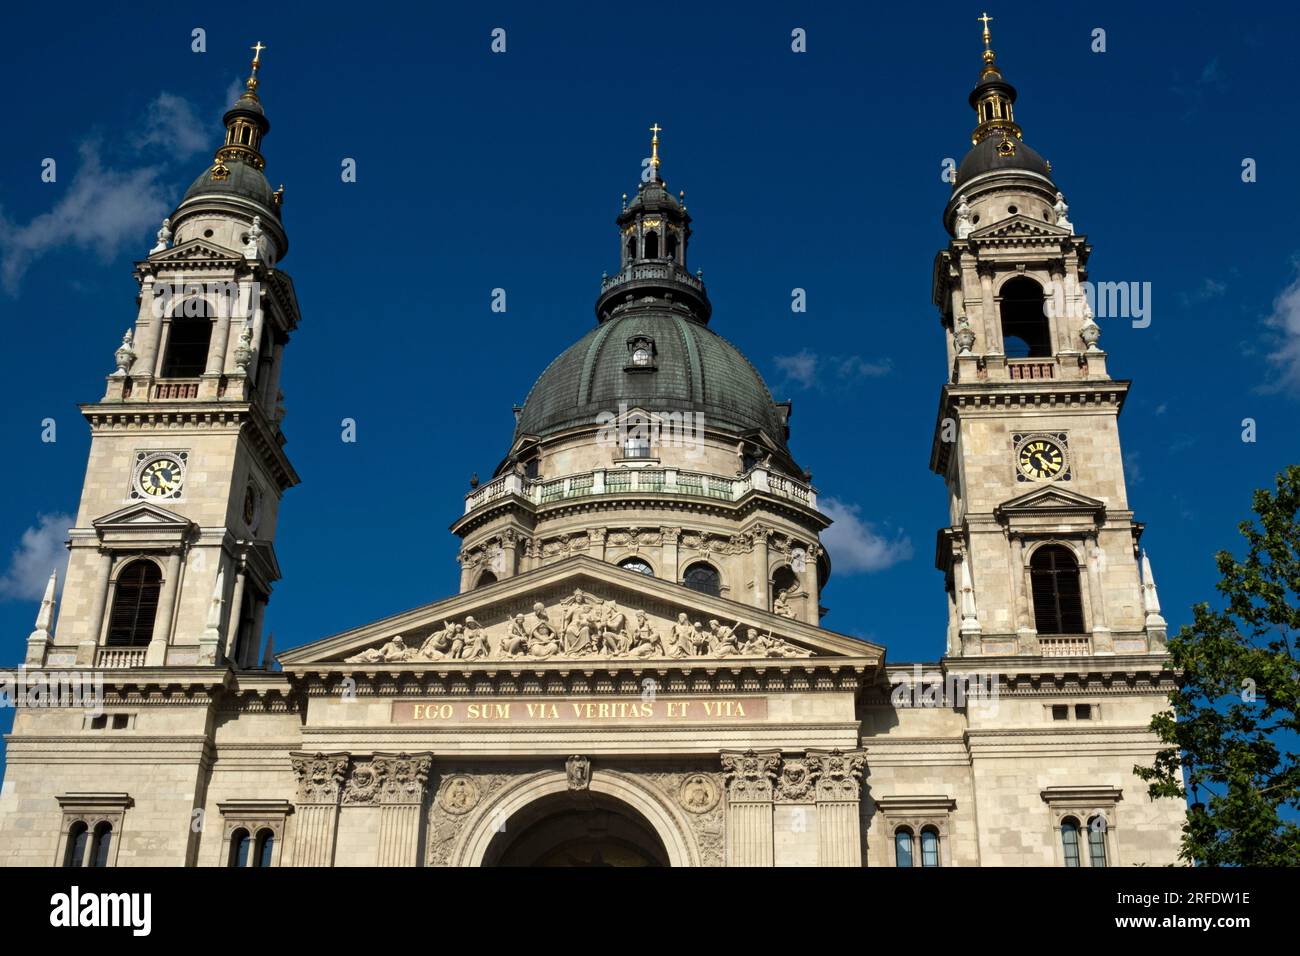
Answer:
[807,749,867,802]
[721,749,781,802]
[291,751,349,805]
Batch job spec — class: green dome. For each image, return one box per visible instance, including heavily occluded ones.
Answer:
[516,309,791,454]
[181,161,278,213]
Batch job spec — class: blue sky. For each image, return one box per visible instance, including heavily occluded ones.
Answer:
[1,0,1298,712]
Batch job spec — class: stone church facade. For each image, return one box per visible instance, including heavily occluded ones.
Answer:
[0,30,1184,867]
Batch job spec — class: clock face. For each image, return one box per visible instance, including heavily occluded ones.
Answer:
[1017,438,1066,481]
[139,457,184,497]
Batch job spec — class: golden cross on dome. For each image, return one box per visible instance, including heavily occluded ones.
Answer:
[649,123,662,169]
[978,12,993,47]
[245,41,267,95]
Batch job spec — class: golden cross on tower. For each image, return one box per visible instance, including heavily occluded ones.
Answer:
[978,12,993,47]
[246,41,267,94]
[649,123,662,170]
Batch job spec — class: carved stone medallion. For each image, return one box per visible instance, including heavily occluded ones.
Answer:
[437,774,482,815]
[679,773,720,814]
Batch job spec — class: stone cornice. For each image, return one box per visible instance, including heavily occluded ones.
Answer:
[289,662,871,698]
[79,399,299,492]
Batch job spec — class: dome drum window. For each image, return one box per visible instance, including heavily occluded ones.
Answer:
[625,335,657,372]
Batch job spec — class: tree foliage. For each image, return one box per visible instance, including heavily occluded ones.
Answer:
[1136,465,1300,865]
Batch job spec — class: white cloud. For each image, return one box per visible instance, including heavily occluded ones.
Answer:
[0,91,208,293]
[1179,277,1226,307]
[773,350,892,390]
[774,349,819,388]
[0,513,73,603]
[136,92,209,158]
[819,497,913,573]
[1263,263,1300,395]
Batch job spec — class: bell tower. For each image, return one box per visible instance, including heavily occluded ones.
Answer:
[27,45,301,672]
[928,18,1167,659]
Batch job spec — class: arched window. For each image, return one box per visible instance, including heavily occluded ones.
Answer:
[894,827,914,867]
[254,828,275,867]
[229,828,251,868]
[105,560,163,647]
[999,276,1051,358]
[90,822,112,868]
[643,231,659,259]
[618,557,654,577]
[631,346,653,366]
[64,822,89,867]
[683,562,721,598]
[920,827,941,867]
[160,314,212,377]
[665,231,678,260]
[475,570,498,589]
[1030,545,1085,634]
[1060,817,1081,867]
[772,566,798,598]
[1087,816,1108,867]
[626,236,636,261]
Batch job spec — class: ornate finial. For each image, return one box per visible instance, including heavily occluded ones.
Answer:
[273,184,285,207]
[977,12,999,75]
[114,328,137,376]
[649,122,662,175]
[246,41,267,96]
[233,322,255,371]
[621,192,628,210]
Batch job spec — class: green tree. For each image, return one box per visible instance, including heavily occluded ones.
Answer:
[1136,465,1300,865]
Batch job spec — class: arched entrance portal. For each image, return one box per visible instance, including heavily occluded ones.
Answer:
[484,792,669,867]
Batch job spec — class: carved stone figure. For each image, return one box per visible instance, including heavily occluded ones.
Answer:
[669,613,695,658]
[954,194,974,239]
[460,616,490,659]
[565,755,591,791]
[1053,191,1074,234]
[346,634,410,663]
[243,215,263,259]
[772,588,797,618]
[626,609,663,657]
[528,602,560,657]
[501,614,530,656]
[150,217,172,254]
[419,623,461,660]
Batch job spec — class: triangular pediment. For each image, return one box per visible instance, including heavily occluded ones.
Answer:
[145,238,241,263]
[996,485,1106,518]
[970,214,1070,241]
[93,502,195,530]
[277,555,883,671]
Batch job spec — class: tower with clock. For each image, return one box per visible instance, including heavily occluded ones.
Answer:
[928,21,1166,659]
[26,45,300,671]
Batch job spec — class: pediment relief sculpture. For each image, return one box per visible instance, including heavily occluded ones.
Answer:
[343,588,813,664]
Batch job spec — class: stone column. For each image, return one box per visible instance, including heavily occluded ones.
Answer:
[290,753,348,867]
[500,531,521,578]
[808,749,867,867]
[375,753,433,867]
[77,549,115,665]
[804,543,822,625]
[978,262,999,353]
[661,527,681,585]
[224,558,248,664]
[145,550,183,666]
[1085,533,1112,653]
[457,552,475,593]
[721,750,780,867]
[752,524,770,611]
[591,527,607,562]
[133,277,163,394]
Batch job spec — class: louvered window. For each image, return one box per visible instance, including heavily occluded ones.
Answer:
[1030,545,1084,634]
[105,560,162,647]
